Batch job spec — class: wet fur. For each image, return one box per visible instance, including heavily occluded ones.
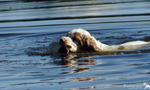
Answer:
[72,32,101,52]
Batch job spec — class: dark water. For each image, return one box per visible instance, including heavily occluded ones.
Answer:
[0,0,150,90]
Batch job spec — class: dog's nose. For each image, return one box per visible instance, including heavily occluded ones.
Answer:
[58,46,69,54]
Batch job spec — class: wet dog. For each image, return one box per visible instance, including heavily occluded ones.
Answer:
[48,28,150,54]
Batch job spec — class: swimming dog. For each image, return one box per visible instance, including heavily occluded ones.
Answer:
[48,28,150,54]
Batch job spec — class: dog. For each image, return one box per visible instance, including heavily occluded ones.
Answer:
[47,36,78,54]
[48,28,150,54]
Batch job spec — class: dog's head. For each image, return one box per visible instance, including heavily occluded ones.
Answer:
[67,29,101,52]
[58,37,78,54]
[58,29,101,54]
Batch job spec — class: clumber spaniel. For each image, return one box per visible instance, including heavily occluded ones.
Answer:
[48,28,150,54]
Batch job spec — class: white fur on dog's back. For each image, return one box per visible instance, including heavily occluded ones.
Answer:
[101,41,150,51]
[67,28,91,38]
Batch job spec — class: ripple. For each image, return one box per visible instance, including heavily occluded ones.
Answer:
[0,0,150,90]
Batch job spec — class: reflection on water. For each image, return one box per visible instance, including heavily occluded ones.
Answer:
[53,59,97,66]
[0,0,150,90]
[54,59,101,74]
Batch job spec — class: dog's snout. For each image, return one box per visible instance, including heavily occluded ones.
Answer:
[60,38,66,44]
[58,46,69,54]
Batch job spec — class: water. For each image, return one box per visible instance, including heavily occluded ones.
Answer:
[0,0,150,90]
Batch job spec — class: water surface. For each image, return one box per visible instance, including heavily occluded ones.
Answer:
[0,0,150,90]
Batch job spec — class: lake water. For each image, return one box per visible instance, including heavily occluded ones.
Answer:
[0,0,150,90]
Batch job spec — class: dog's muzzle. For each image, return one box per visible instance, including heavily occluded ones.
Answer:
[58,46,69,54]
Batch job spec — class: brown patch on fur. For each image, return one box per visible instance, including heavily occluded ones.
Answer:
[118,46,124,50]
[82,35,101,52]
[60,38,72,48]
[73,32,83,45]
[72,32,101,52]
[72,32,83,50]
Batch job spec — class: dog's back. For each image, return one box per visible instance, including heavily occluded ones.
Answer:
[67,28,91,38]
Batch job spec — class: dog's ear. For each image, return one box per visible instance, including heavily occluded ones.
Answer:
[72,32,83,47]
[82,35,101,52]
[72,32,101,52]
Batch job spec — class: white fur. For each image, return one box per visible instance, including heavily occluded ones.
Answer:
[67,28,91,38]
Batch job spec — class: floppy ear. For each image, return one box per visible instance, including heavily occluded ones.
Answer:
[72,32,101,52]
[72,32,83,47]
[82,35,101,52]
